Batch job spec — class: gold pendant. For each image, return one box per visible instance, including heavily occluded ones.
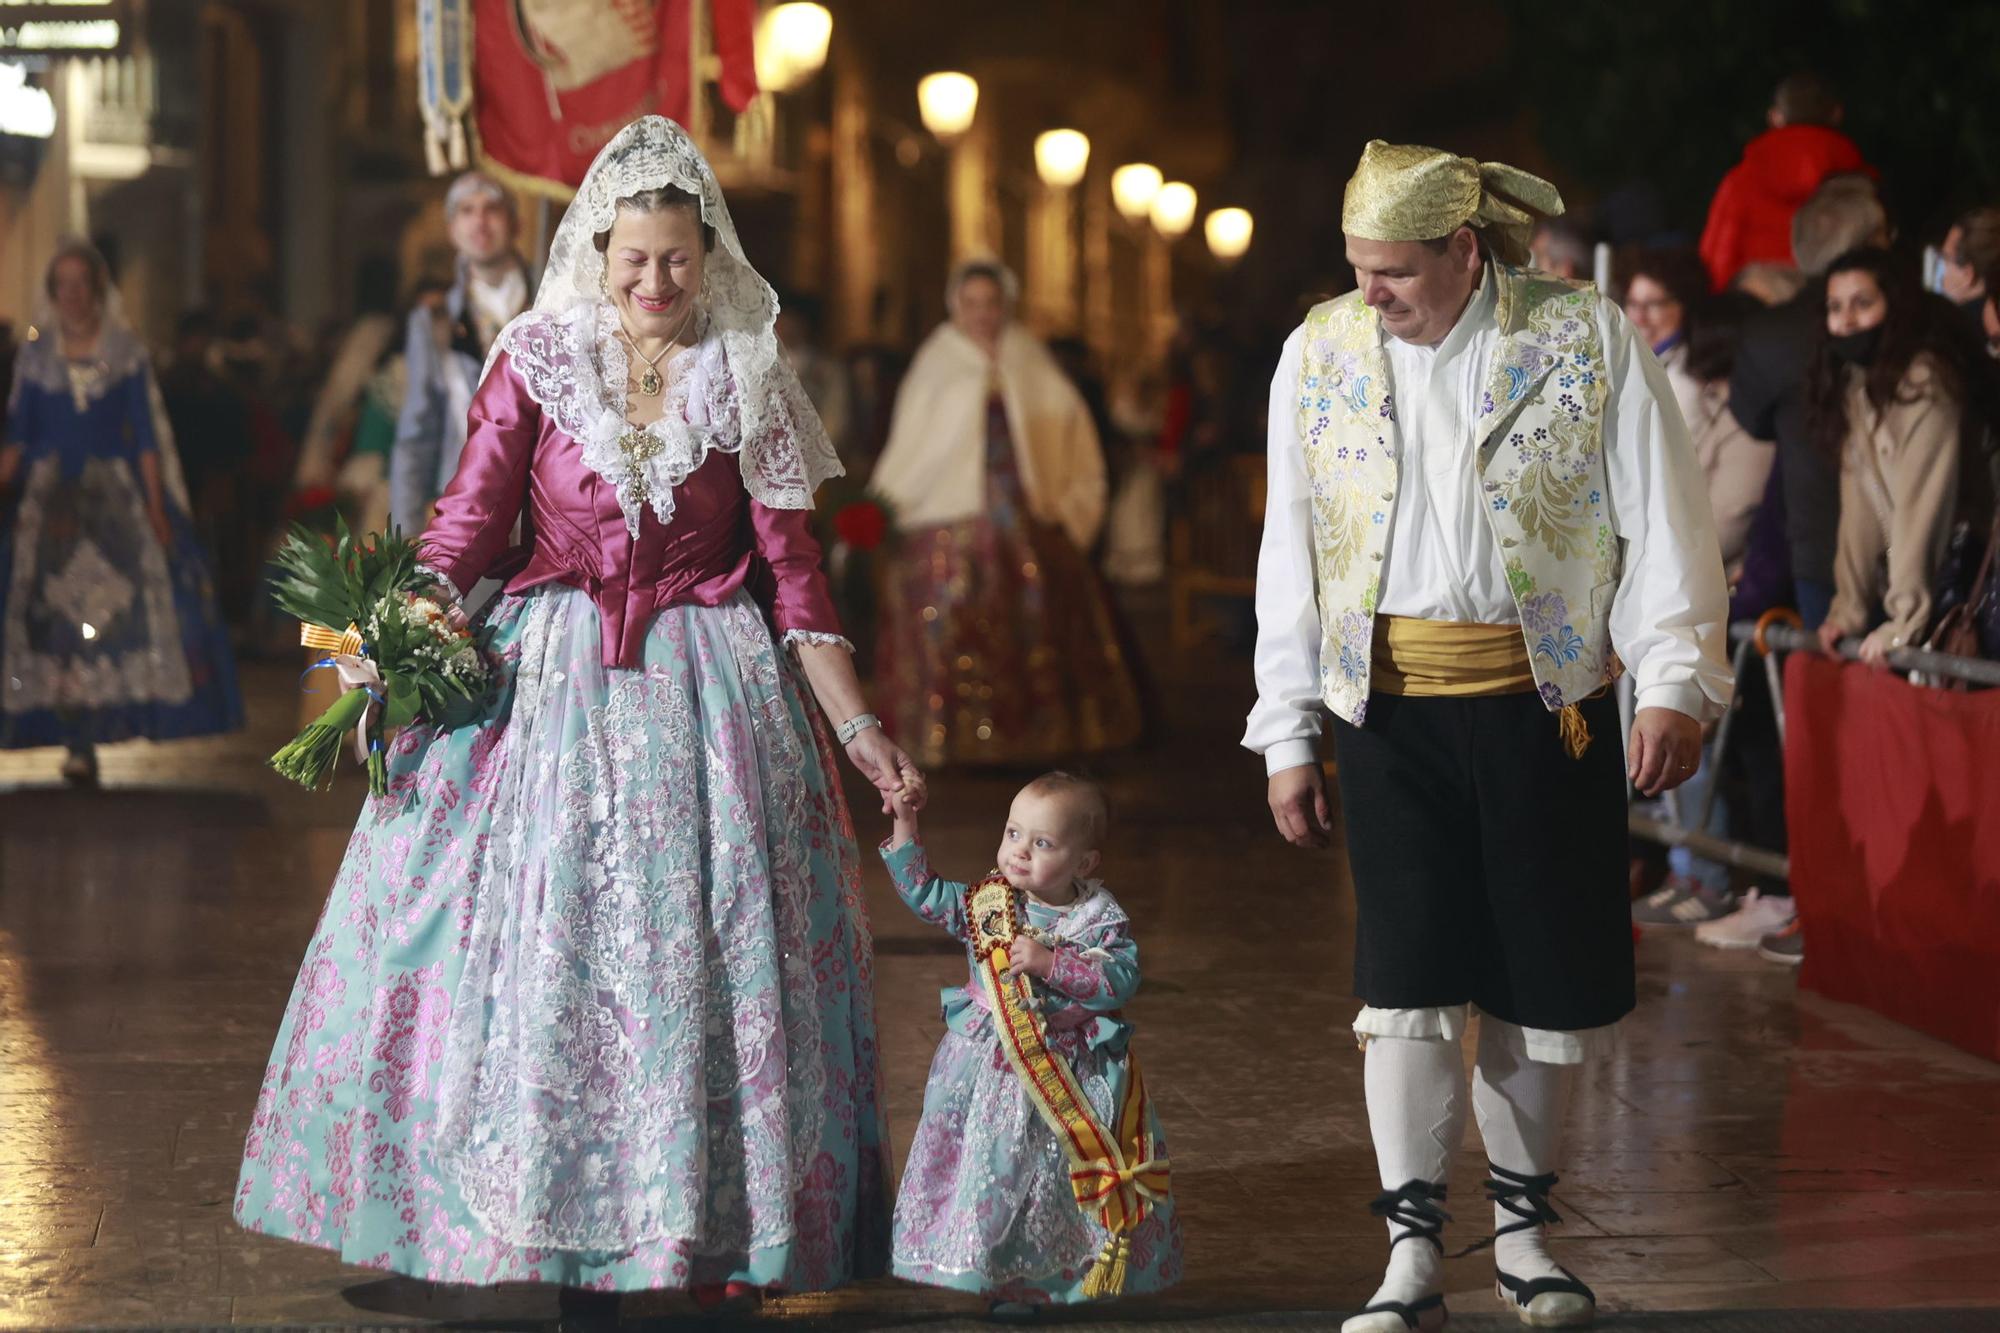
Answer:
[639,366,662,396]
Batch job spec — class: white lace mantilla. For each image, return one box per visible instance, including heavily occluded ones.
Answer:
[499,301,837,538]
[486,116,842,538]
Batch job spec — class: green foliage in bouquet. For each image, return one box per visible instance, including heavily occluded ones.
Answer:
[267,520,493,796]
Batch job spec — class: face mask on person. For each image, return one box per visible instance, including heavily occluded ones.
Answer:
[1829,326,1885,366]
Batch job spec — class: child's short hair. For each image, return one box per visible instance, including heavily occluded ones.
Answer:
[1023,771,1109,848]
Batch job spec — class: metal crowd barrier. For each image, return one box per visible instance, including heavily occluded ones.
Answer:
[1624,616,2000,882]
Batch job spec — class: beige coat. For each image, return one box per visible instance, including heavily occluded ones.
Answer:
[1686,380,1776,575]
[1828,355,1962,649]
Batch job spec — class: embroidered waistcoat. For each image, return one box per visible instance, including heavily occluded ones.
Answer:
[1295,266,1621,725]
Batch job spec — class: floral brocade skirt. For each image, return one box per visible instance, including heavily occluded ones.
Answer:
[892,1020,1182,1302]
[234,586,891,1293]
[875,514,1143,770]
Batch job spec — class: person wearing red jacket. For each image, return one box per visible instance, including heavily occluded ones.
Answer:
[1700,73,1874,291]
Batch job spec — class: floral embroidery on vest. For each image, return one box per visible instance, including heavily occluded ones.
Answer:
[1296,266,1620,724]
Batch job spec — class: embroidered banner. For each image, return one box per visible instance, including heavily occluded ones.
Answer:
[463,0,758,194]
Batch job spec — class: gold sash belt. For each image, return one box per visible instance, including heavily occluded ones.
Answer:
[1371,615,1597,757]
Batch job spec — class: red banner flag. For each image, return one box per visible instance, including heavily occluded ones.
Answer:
[470,0,758,194]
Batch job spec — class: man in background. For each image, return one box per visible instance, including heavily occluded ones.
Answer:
[391,171,532,534]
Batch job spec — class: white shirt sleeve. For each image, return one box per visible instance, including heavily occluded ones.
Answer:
[1598,299,1735,723]
[1242,326,1325,775]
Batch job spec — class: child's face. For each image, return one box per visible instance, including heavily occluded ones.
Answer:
[996,789,1100,904]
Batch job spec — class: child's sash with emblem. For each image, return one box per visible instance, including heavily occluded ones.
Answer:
[964,871,1170,1296]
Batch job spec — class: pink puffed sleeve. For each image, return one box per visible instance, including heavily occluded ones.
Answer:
[748,499,847,645]
[418,349,537,597]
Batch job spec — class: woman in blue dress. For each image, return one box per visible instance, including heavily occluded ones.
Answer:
[0,239,242,783]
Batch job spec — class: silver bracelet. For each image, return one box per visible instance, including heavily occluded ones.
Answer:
[836,712,880,746]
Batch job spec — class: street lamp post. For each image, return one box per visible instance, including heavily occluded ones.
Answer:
[1146,182,1196,355]
[916,71,978,140]
[1204,207,1253,263]
[1111,162,1162,223]
[1030,128,1090,329]
[754,3,832,92]
[1150,181,1197,239]
[1108,161,1164,366]
[917,72,987,260]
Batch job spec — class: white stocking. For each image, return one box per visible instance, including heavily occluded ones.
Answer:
[1357,1034,1468,1313]
[1472,1016,1576,1286]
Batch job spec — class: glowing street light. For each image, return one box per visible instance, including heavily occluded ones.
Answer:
[1205,207,1254,261]
[1151,181,1197,238]
[1110,163,1163,222]
[754,3,832,93]
[917,71,978,141]
[1034,129,1090,189]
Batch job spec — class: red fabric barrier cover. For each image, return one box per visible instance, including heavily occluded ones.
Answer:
[1785,652,2000,1061]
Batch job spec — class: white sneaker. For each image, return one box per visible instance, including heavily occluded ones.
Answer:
[1694,888,1795,950]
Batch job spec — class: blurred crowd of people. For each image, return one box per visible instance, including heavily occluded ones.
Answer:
[1566,73,2000,965]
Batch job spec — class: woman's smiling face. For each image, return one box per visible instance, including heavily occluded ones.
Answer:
[604,204,706,342]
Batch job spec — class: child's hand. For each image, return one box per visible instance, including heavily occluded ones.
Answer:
[1006,935,1055,981]
[887,785,922,849]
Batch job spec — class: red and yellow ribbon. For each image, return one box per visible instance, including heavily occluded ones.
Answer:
[965,873,1169,1297]
[300,621,366,658]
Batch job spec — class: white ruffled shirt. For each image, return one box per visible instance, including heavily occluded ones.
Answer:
[1245,275,1731,775]
[467,267,528,353]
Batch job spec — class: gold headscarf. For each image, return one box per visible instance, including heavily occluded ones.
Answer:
[1341,140,1565,267]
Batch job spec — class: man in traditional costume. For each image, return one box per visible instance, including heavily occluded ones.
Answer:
[391,170,534,533]
[1244,142,1731,1330]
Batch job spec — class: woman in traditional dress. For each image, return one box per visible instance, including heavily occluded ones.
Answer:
[0,239,241,785]
[871,261,1143,769]
[235,117,913,1312]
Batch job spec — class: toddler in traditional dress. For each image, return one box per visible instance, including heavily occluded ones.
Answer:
[881,773,1182,1309]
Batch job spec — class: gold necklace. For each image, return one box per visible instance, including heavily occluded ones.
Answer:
[627,337,670,397]
[619,301,697,397]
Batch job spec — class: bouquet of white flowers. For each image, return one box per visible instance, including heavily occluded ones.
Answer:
[268,522,492,796]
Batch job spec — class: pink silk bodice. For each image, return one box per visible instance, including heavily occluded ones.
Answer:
[418,348,841,668]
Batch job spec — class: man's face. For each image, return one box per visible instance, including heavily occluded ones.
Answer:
[449,192,517,266]
[1346,230,1482,346]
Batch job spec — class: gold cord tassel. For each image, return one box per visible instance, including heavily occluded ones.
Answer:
[1080,1233,1131,1299]
[1557,702,1591,759]
[424,129,447,176]
[447,116,469,170]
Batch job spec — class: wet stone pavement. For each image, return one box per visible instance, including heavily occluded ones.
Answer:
[2,600,1998,1329]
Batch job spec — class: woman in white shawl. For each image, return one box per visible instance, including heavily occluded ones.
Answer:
[870,260,1142,767]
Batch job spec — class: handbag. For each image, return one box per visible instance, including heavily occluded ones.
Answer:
[1924,513,2000,675]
